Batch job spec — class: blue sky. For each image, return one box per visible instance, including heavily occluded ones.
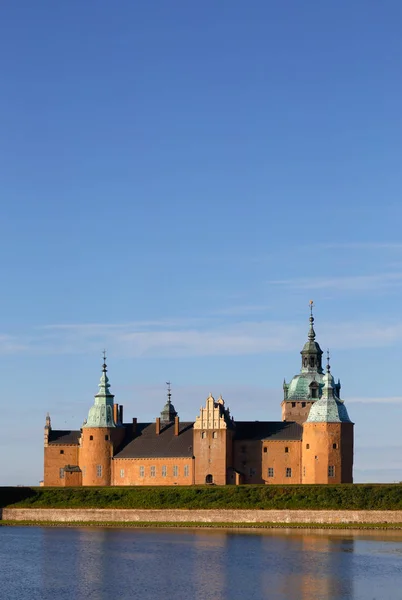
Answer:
[1,1,402,485]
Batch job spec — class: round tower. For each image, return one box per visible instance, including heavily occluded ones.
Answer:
[79,354,121,486]
[302,354,354,484]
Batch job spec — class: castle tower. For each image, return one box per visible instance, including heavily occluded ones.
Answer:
[193,394,234,485]
[79,354,125,486]
[282,303,341,424]
[302,355,354,483]
[160,381,178,425]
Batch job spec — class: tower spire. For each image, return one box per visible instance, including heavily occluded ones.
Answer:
[308,300,316,341]
[83,353,116,428]
[160,381,177,424]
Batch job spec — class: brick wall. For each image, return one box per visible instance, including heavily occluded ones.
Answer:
[44,445,79,486]
[112,457,193,486]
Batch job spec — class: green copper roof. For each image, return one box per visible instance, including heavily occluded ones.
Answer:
[83,358,116,428]
[306,365,351,423]
[284,307,340,402]
[160,382,177,423]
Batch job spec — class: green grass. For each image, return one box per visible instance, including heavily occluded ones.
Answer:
[1,484,402,510]
[1,520,402,530]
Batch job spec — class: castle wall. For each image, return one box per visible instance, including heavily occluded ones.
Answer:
[281,400,313,424]
[44,445,79,486]
[112,457,193,485]
[302,422,353,484]
[262,440,302,484]
[63,470,82,487]
[193,429,231,485]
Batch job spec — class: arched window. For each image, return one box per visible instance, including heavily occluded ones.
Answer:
[205,474,213,484]
[309,356,315,368]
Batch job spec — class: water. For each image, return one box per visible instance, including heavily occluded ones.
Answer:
[1,527,402,600]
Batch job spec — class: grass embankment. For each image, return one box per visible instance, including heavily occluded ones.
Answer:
[2,484,402,510]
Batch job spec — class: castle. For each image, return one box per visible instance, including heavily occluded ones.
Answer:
[43,307,354,486]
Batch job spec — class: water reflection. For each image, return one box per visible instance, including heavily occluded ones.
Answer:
[1,527,402,600]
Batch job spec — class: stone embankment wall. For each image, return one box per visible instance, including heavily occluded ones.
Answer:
[3,508,402,524]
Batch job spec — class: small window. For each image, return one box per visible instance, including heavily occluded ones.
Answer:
[268,467,274,478]
[162,465,167,477]
[201,431,206,439]
[328,465,335,478]
[301,402,306,408]
[291,402,296,408]
[60,450,64,455]
[59,468,64,479]
[286,468,292,478]
[263,447,268,453]
[311,388,318,399]
[82,466,86,477]
[139,466,145,478]
[90,435,93,441]
[96,464,102,477]
[184,465,189,477]
[120,469,124,478]
[306,444,310,449]
[105,435,109,441]
[173,465,178,477]
[150,466,156,477]
[249,468,256,476]
[212,431,217,439]
[285,447,289,453]
[333,443,337,449]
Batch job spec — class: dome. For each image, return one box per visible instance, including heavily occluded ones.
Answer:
[286,372,325,401]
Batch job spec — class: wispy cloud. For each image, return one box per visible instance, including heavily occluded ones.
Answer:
[269,272,402,292]
[348,396,402,404]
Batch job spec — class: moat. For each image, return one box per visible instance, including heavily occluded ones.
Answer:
[1,527,402,600]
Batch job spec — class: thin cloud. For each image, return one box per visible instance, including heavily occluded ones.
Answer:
[348,396,402,404]
[269,272,402,292]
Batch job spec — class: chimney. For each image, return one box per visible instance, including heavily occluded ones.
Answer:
[156,417,161,435]
[174,416,179,436]
[44,413,51,447]
[132,417,137,436]
[119,405,124,424]
[113,404,119,423]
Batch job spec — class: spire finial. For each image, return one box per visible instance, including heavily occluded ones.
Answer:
[166,381,171,404]
[326,349,331,373]
[102,349,107,373]
[308,300,316,340]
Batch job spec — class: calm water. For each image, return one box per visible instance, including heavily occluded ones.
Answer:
[1,527,402,600]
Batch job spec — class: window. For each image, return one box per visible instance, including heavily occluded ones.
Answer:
[309,357,315,367]
[301,402,306,408]
[263,447,268,453]
[173,465,178,477]
[120,469,125,478]
[184,465,189,477]
[285,447,289,453]
[306,444,310,449]
[150,466,156,477]
[90,435,93,441]
[291,402,296,408]
[105,435,109,441]
[139,466,145,478]
[60,450,64,455]
[201,431,206,439]
[212,431,217,439]
[333,443,338,449]
[311,388,318,399]
[268,468,274,478]
[286,468,292,478]
[241,446,246,453]
[162,465,167,477]
[249,468,256,476]
[96,465,102,477]
[328,466,335,478]
[82,466,86,477]
[59,468,64,479]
